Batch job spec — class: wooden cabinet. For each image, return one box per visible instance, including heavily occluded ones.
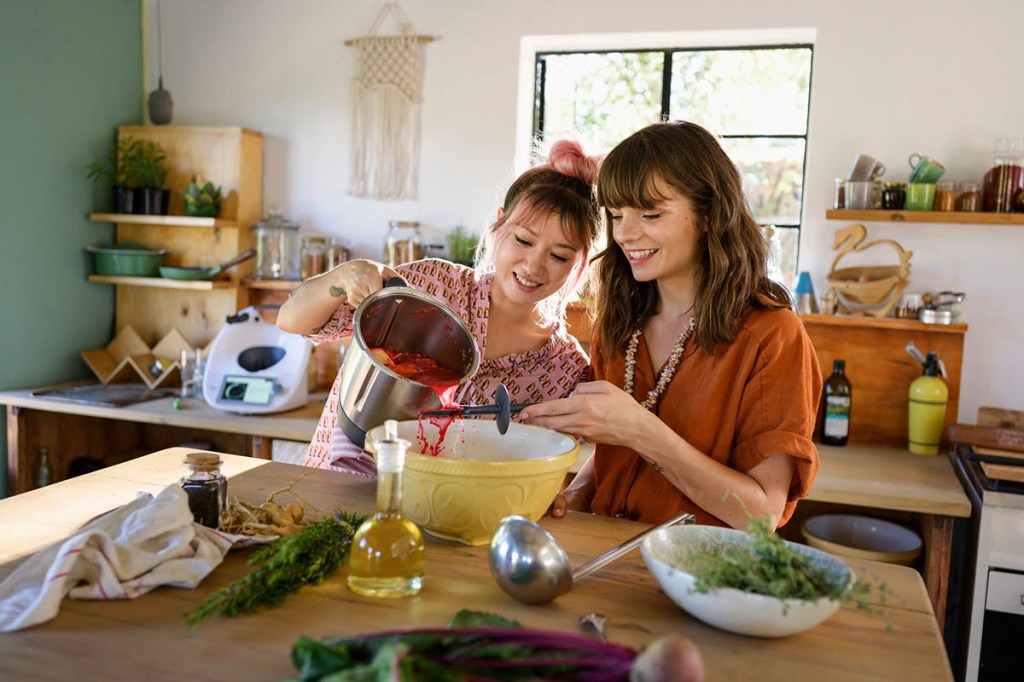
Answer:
[89,126,263,348]
[801,314,966,448]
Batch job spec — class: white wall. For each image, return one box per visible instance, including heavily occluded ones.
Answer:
[146,0,1024,420]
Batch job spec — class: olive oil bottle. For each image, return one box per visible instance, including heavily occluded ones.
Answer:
[821,359,852,446]
[347,420,425,597]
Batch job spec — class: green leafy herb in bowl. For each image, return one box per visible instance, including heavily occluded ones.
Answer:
[641,515,867,638]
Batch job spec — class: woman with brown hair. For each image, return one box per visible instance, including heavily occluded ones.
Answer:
[521,121,821,529]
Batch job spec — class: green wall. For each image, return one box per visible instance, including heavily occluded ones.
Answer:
[0,1,142,496]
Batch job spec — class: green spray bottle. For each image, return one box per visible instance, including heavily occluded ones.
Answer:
[908,351,948,455]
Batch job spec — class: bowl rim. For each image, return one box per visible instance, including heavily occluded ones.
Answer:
[365,419,579,465]
[802,513,923,552]
[801,514,922,564]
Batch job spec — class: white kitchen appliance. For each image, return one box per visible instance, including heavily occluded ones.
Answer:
[202,306,312,414]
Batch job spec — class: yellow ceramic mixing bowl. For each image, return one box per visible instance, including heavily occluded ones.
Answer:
[365,419,578,546]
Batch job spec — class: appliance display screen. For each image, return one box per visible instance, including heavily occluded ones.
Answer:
[219,375,275,405]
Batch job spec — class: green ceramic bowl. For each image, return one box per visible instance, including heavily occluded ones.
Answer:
[86,242,167,277]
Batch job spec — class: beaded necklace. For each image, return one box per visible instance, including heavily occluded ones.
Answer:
[623,316,695,411]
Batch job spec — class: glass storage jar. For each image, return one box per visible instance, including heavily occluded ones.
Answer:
[326,239,352,271]
[300,235,329,280]
[384,221,424,267]
[179,453,227,528]
[957,181,981,212]
[251,210,300,280]
[881,182,907,210]
[982,137,1024,213]
[934,180,957,212]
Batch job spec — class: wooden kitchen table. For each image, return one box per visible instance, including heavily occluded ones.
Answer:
[0,448,953,682]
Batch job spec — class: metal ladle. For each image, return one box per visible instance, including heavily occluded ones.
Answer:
[488,511,695,605]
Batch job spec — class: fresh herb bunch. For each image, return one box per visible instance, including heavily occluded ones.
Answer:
[687,514,869,605]
[186,510,367,627]
[291,609,639,682]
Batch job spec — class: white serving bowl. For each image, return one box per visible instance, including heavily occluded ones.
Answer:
[802,514,922,566]
[365,419,578,546]
[641,524,853,638]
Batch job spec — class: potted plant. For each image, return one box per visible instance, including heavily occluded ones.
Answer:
[87,138,138,214]
[447,224,479,266]
[183,174,222,217]
[124,139,170,215]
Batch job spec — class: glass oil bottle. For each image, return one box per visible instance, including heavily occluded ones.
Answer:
[347,420,425,597]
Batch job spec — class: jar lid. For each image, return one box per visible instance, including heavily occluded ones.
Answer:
[184,452,222,470]
[389,220,420,229]
[883,181,907,188]
[252,210,299,231]
[302,235,328,244]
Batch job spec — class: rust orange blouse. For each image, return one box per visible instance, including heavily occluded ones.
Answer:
[589,306,821,527]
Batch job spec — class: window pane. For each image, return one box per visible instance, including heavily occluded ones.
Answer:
[538,52,663,152]
[764,225,799,292]
[720,137,805,226]
[669,48,811,135]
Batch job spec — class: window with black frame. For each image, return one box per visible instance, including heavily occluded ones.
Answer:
[533,45,813,287]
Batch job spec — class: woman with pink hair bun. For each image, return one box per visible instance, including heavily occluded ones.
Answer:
[278,139,603,477]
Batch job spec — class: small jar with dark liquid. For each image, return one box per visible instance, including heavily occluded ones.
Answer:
[347,420,425,597]
[179,453,228,528]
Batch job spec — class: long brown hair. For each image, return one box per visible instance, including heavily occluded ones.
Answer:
[593,121,790,362]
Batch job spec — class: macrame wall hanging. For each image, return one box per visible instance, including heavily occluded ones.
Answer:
[345,3,436,201]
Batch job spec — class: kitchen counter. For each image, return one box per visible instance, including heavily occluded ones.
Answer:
[1,384,324,494]
[0,448,953,681]
[810,442,970,517]
[0,383,323,442]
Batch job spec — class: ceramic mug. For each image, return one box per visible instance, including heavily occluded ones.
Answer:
[848,154,886,181]
[906,182,936,210]
[908,154,946,184]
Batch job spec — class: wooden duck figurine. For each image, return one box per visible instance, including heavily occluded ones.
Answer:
[826,223,912,318]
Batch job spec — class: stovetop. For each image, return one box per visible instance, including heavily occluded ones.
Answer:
[954,445,1024,510]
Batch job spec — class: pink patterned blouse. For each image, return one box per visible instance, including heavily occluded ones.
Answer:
[302,258,590,476]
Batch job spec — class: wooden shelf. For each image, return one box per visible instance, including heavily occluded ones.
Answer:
[87,275,236,290]
[242,278,301,291]
[798,313,967,333]
[89,213,239,229]
[826,209,1024,225]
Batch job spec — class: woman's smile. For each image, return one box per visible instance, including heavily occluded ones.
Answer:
[512,271,543,290]
[625,247,659,264]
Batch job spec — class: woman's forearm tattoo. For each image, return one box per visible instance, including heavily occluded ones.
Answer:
[328,285,346,299]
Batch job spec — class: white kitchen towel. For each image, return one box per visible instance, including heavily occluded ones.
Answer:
[0,485,247,633]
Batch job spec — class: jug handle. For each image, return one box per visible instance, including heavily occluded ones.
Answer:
[384,276,408,288]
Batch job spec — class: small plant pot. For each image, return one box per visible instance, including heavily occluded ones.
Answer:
[139,188,171,215]
[113,186,137,214]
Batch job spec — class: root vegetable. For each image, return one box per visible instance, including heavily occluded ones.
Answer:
[630,635,705,682]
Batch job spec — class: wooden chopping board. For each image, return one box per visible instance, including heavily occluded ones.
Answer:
[949,406,1024,453]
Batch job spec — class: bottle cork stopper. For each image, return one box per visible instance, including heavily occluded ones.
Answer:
[184,452,222,471]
